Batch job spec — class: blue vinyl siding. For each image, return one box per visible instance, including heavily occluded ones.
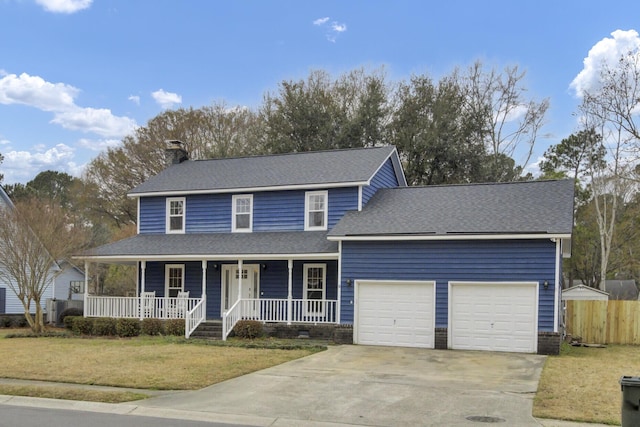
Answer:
[138,197,165,234]
[328,188,358,229]
[362,158,400,206]
[138,187,358,234]
[253,191,304,231]
[186,195,230,233]
[340,239,557,331]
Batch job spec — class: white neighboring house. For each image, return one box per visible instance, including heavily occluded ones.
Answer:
[0,186,55,315]
[52,260,85,301]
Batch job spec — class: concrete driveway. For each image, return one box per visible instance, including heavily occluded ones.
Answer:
[138,345,546,426]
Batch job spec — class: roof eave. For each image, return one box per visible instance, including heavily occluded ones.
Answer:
[327,233,572,241]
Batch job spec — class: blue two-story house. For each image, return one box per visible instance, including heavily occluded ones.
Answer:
[79,143,574,354]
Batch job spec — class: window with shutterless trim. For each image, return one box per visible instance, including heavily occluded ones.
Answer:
[304,190,327,231]
[166,197,185,233]
[232,194,253,232]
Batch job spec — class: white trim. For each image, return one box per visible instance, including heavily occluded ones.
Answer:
[165,197,186,234]
[447,281,538,353]
[305,190,328,231]
[357,186,363,211]
[129,181,368,198]
[353,279,436,347]
[328,234,572,242]
[137,198,140,235]
[554,239,561,333]
[336,241,342,324]
[232,194,253,233]
[164,264,185,297]
[303,263,326,315]
[221,263,260,313]
[75,252,340,263]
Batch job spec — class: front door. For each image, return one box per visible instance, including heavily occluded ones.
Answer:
[222,264,260,314]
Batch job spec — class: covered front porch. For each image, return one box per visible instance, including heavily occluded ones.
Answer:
[77,231,342,338]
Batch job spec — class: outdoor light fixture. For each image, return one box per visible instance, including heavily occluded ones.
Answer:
[261,264,267,271]
[543,280,549,289]
[212,264,219,270]
[346,279,352,287]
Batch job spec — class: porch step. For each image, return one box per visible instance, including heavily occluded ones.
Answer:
[189,320,222,340]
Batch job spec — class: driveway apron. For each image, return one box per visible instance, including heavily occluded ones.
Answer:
[138,345,546,426]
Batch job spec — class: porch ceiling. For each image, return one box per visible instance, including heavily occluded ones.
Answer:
[75,231,339,262]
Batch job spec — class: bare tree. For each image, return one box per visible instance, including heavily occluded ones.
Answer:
[458,61,549,181]
[578,49,640,289]
[0,197,90,332]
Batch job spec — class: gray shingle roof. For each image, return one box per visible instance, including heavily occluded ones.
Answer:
[328,179,575,237]
[81,231,338,259]
[129,146,400,196]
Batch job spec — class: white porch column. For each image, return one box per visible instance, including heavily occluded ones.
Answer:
[83,260,89,318]
[237,259,243,303]
[287,259,293,325]
[139,261,146,320]
[201,260,207,319]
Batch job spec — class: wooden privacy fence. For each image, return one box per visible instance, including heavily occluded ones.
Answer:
[566,300,640,344]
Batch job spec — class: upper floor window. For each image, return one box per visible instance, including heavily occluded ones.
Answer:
[166,197,185,233]
[232,194,253,232]
[305,191,327,231]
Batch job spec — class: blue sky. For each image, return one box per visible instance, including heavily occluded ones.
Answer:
[1,0,640,184]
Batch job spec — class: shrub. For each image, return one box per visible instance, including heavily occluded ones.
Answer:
[116,318,141,337]
[63,315,80,330]
[141,318,164,335]
[164,319,185,336]
[72,317,94,335]
[11,316,28,328]
[1,317,12,328]
[59,307,83,325]
[233,320,263,339]
[92,317,117,336]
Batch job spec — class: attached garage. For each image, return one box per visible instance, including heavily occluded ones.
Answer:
[355,280,435,348]
[449,282,538,353]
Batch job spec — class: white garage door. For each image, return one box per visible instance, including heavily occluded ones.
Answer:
[356,281,435,348]
[449,282,538,353]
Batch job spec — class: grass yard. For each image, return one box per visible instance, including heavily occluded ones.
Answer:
[534,343,640,426]
[0,329,324,402]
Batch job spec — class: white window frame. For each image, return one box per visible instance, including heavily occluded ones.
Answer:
[304,190,328,231]
[303,263,326,315]
[164,264,185,298]
[166,197,186,234]
[232,194,253,232]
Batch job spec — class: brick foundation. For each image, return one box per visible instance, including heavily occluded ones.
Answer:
[434,328,448,349]
[537,332,561,355]
[262,323,353,344]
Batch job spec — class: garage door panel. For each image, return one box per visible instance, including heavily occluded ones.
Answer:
[450,282,537,353]
[357,281,434,349]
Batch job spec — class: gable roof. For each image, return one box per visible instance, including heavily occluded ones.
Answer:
[328,179,575,238]
[562,285,609,301]
[129,145,405,197]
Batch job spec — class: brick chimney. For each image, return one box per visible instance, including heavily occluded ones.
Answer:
[165,140,189,165]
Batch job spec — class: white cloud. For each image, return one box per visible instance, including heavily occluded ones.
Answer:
[151,89,182,109]
[0,72,137,138]
[78,138,122,151]
[51,107,137,137]
[332,22,347,33]
[313,17,347,43]
[313,17,329,26]
[35,0,92,14]
[0,72,78,111]
[2,143,80,184]
[128,95,140,105]
[571,29,640,98]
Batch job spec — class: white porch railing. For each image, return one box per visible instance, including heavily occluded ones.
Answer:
[85,296,202,320]
[185,296,206,339]
[222,298,338,340]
